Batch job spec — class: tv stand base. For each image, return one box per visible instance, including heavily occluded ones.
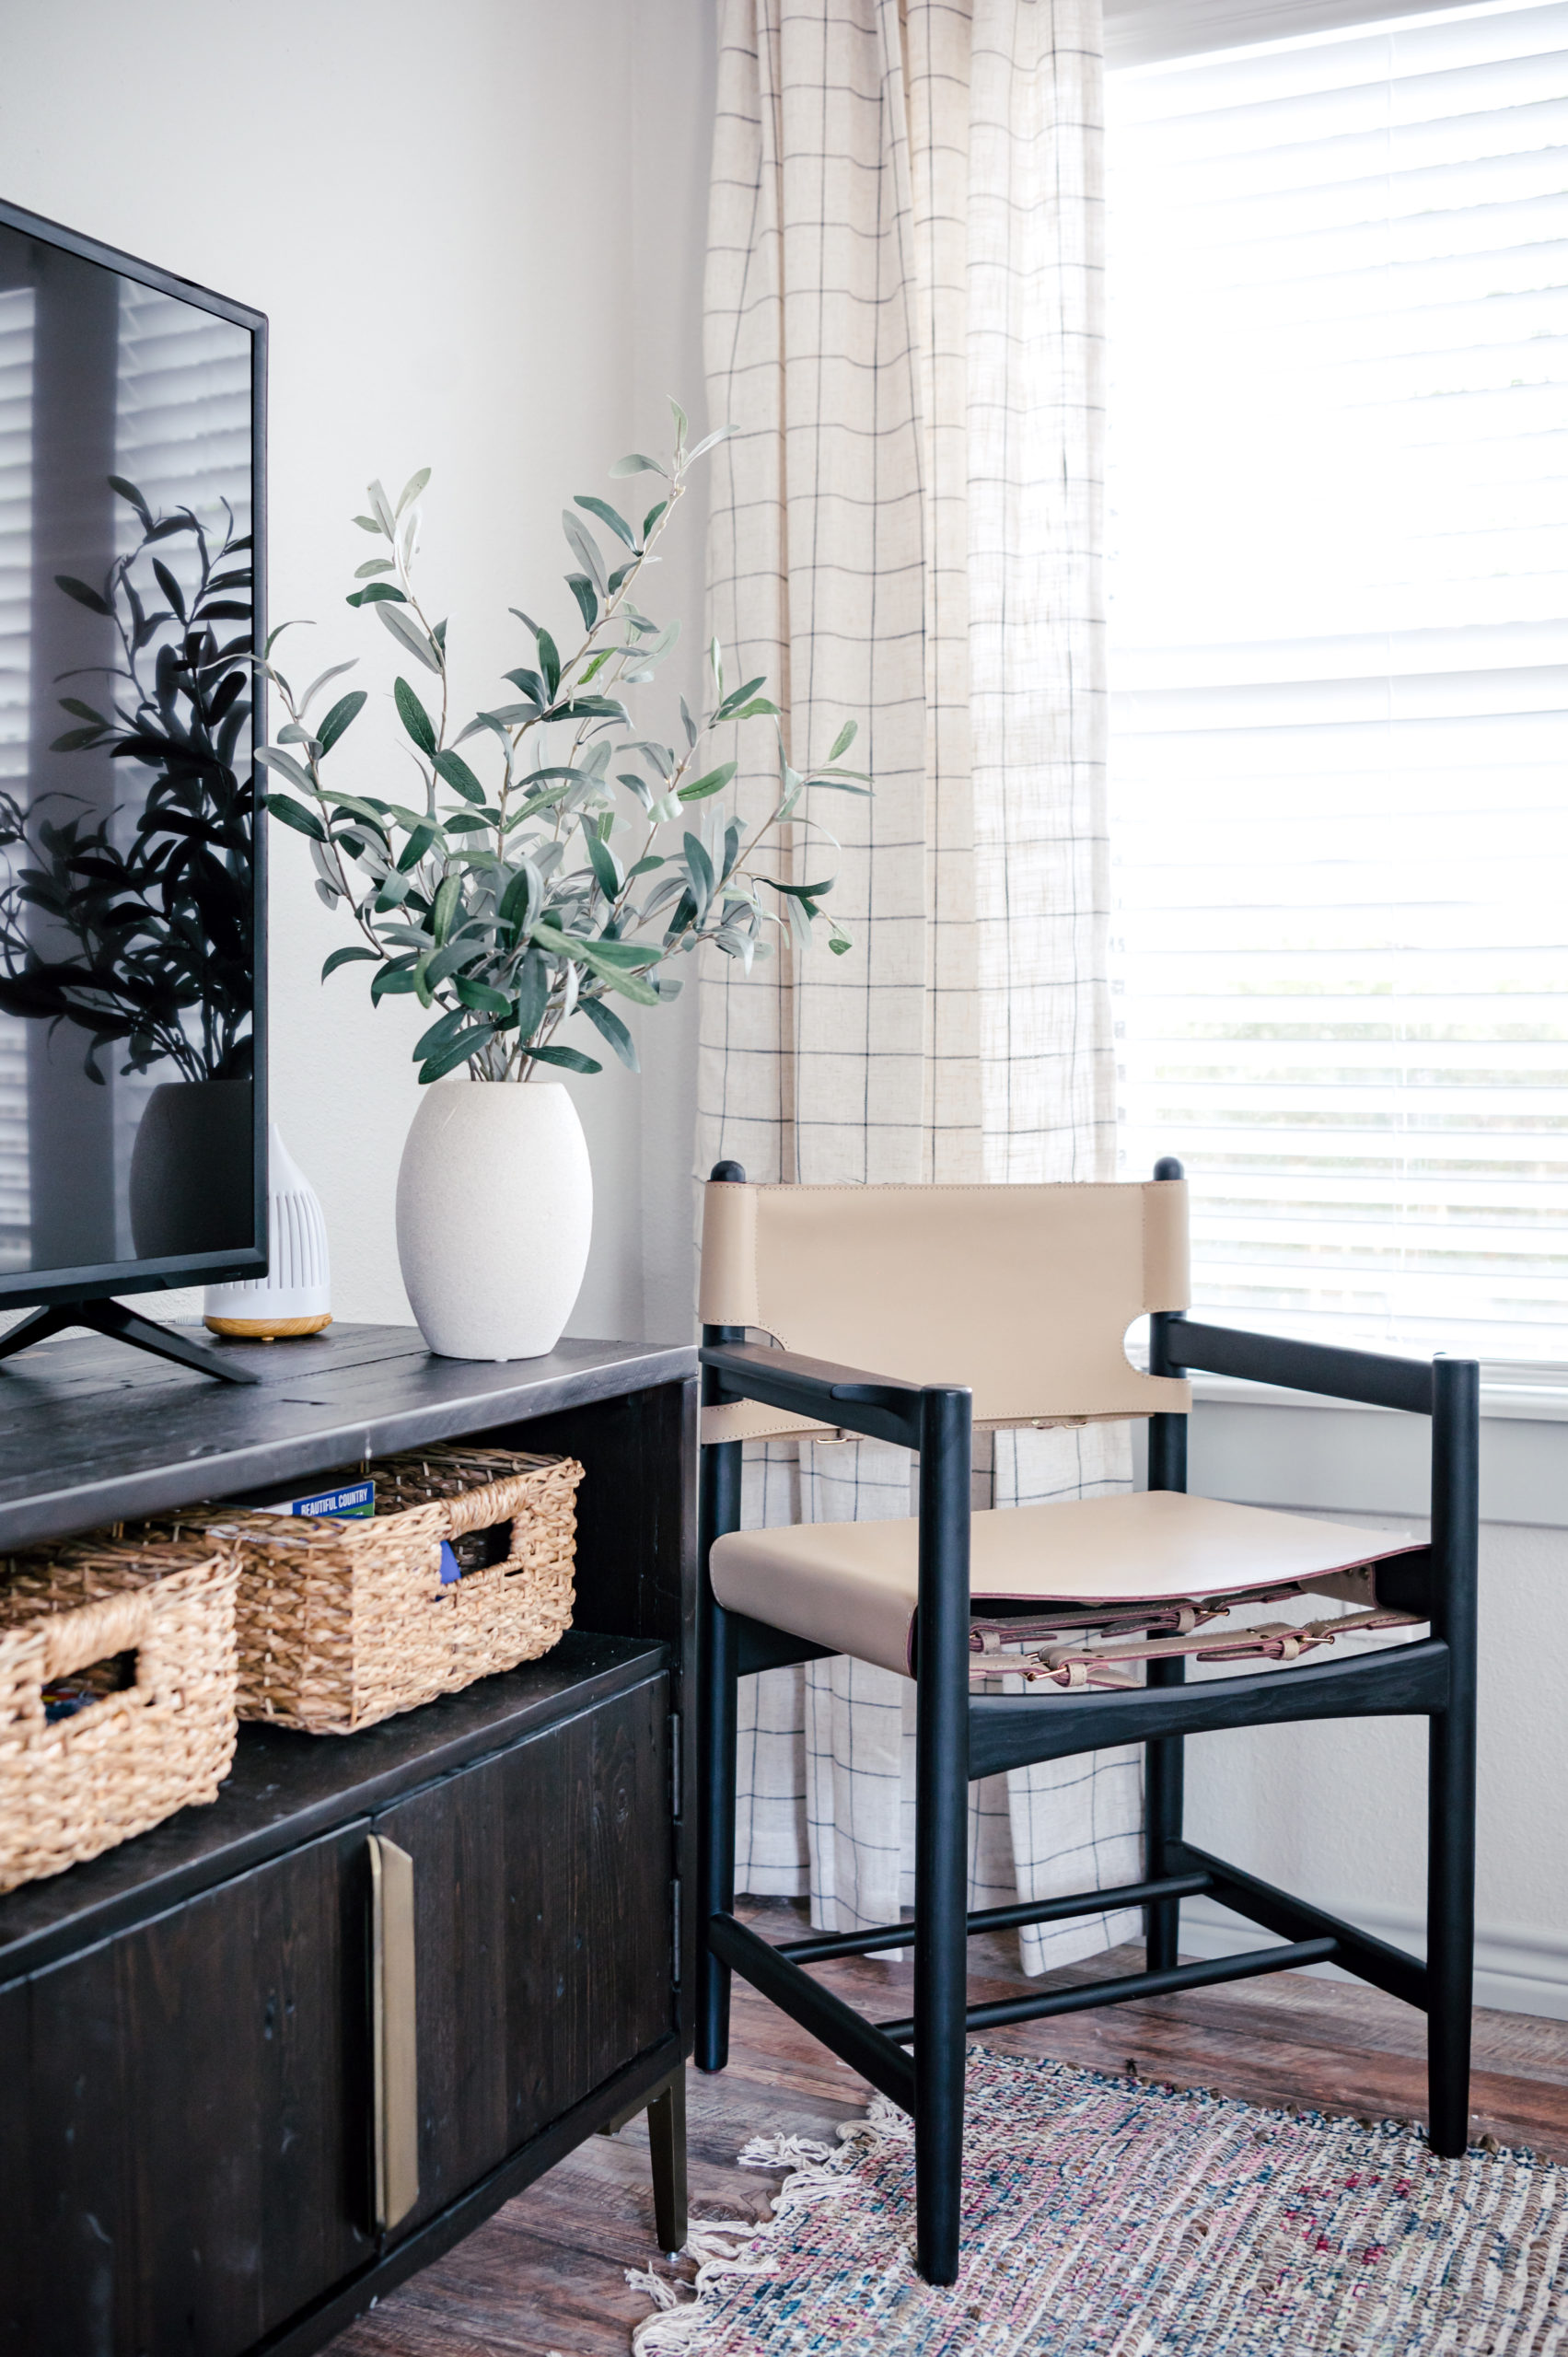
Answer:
[0,1297,260,1384]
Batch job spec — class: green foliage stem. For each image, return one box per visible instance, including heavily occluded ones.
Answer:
[261,407,867,1084]
[0,485,256,1084]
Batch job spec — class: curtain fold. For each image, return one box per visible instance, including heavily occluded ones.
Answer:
[701,0,1138,1974]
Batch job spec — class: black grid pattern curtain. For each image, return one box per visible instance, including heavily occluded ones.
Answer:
[697,0,1144,1975]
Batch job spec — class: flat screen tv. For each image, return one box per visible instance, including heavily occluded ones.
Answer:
[0,199,266,1383]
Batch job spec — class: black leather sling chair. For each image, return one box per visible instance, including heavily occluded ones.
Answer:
[695,1157,1479,2285]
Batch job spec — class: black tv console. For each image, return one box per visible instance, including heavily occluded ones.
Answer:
[0,1323,697,2357]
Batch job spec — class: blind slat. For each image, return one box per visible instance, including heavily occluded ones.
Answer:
[1109,0,1568,1364]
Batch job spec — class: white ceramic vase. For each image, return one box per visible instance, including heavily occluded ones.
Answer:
[395,1079,592,1360]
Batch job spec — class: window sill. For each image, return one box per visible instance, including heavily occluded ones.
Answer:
[1135,1373,1566,1531]
[1187,1365,1568,1424]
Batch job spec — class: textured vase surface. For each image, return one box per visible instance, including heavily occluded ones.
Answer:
[203,1125,331,1336]
[395,1079,592,1360]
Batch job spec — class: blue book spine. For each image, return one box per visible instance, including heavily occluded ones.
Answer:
[253,1480,376,1519]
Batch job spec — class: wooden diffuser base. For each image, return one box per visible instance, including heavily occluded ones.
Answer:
[204,1314,334,1341]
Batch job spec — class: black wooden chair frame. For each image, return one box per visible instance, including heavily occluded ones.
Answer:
[694,1165,1481,2286]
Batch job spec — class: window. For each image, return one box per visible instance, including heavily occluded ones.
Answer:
[1107,0,1568,1364]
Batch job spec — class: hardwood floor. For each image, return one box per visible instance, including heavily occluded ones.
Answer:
[329,1898,1568,2356]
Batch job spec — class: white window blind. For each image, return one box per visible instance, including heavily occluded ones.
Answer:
[108,283,252,1253]
[113,281,250,549]
[1107,0,1568,1364]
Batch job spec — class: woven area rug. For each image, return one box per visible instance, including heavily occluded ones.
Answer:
[629,2049,1568,2354]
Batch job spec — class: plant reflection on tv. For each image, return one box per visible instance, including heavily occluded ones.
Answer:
[0,475,255,1085]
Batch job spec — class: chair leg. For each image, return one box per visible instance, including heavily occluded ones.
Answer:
[646,2070,689,2258]
[913,1762,967,2284]
[913,1387,972,2287]
[1144,1659,1186,1974]
[1426,1353,1478,2158]
[696,1594,738,2073]
[1426,1694,1476,2155]
[697,1427,743,2075]
[1144,1372,1190,1977]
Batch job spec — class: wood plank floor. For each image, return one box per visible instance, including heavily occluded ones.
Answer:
[330,1898,1568,2356]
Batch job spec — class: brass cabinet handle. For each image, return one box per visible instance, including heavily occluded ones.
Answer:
[368,1833,419,2231]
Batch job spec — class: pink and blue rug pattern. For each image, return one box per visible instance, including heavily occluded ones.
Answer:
[632,2049,1568,2353]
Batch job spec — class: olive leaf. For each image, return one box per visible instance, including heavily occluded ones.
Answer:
[575,494,636,551]
[257,418,870,1083]
[0,487,259,1085]
[395,677,437,758]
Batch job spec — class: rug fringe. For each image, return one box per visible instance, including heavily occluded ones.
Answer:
[627,2097,910,2352]
[627,2058,1552,2354]
[736,2131,835,2171]
[626,2223,776,2351]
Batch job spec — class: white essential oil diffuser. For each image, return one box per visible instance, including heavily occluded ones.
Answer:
[204,1126,331,1340]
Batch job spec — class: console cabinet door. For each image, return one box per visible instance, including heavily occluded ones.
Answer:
[1,1820,374,2357]
[372,1668,673,2235]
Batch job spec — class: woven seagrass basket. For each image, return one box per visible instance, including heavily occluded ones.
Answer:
[161,1445,584,1736]
[0,1534,239,1892]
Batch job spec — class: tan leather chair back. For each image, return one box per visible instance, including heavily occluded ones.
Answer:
[700,1178,1191,1444]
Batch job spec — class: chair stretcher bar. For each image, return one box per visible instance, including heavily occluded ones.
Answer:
[875,1937,1341,2044]
[776,1855,1426,2012]
[712,1831,1429,2100]
[777,1870,1214,1964]
[1172,1840,1429,2010]
[706,1910,916,2109]
[711,1905,1341,2098]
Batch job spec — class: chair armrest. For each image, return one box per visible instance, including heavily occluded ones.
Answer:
[699,1340,930,1449]
[1161,1317,1440,1415]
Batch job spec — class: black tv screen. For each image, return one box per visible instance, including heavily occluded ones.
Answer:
[0,200,265,1310]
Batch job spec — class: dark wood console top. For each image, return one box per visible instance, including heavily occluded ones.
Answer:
[0,1320,695,1550]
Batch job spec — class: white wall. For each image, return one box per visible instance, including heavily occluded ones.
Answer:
[0,0,713,1347]
[629,6,714,1347]
[12,6,1560,2024]
[1164,1399,1568,2017]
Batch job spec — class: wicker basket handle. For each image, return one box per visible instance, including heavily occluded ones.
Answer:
[442,1473,542,1541]
[40,1590,153,1684]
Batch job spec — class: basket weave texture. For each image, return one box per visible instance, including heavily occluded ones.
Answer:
[0,1536,239,1892]
[166,1445,584,1736]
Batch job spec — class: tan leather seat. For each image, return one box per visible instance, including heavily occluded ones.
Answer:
[709,1488,1423,1678]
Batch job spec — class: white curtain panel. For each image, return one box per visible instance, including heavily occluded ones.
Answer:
[699,0,1141,1974]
